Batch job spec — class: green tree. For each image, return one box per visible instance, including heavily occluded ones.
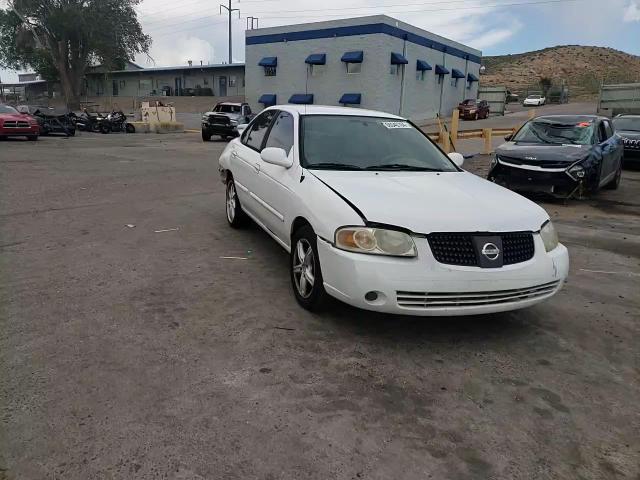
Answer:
[0,0,151,108]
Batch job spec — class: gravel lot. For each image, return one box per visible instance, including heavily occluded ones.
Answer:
[1,133,639,480]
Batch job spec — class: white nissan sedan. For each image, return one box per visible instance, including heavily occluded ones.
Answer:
[218,105,569,316]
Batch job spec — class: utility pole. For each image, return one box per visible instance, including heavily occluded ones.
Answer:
[220,0,240,64]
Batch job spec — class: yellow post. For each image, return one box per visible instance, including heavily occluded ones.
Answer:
[528,108,536,120]
[450,109,459,150]
[442,127,451,153]
[482,128,493,155]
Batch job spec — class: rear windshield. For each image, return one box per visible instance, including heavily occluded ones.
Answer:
[214,104,241,113]
[301,115,458,172]
[513,120,595,145]
[0,105,18,114]
[612,117,640,132]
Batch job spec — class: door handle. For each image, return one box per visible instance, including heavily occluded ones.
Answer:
[253,163,260,172]
[231,150,238,157]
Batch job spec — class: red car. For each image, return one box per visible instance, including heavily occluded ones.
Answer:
[458,99,490,120]
[0,104,40,141]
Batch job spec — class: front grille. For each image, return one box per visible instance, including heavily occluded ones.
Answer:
[396,281,560,309]
[208,114,230,125]
[499,155,569,169]
[427,232,535,267]
[623,138,640,150]
[3,121,30,128]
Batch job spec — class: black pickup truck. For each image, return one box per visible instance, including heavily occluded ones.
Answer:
[202,102,254,141]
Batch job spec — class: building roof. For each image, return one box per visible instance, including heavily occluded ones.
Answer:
[0,80,48,87]
[105,63,245,74]
[246,15,481,64]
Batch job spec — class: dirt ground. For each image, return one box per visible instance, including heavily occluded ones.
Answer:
[0,133,639,480]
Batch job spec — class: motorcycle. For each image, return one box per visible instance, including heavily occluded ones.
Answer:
[99,110,135,134]
[76,109,106,132]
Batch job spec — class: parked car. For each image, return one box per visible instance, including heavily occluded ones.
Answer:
[523,95,546,107]
[218,105,569,315]
[612,114,640,164]
[458,99,490,120]
[488,115,624,198]
[0,104,40,141]
[202,102,254,141]
[17,105,76,137]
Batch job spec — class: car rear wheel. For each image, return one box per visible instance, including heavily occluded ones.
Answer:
[290,225,327,311]
[225,176,246,228]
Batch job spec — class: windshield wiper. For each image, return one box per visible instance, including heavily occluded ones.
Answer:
[365,164,443,171]
[305,162,363,170]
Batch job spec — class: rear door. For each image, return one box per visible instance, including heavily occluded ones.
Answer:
[597,120,617,185]
[230,109,278,219]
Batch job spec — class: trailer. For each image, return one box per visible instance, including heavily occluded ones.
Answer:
[598,83,640,117]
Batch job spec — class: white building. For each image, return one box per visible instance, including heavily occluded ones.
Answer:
[245,15,482,122]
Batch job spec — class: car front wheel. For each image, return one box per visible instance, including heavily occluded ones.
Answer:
[291,225,327,311]
[202,130,211,142]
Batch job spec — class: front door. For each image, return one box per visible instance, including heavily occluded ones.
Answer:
[252,111,297,243]
[174,77,182,96]
[598,120,617,185]
[219,76,227,97]
[112,80,119,96]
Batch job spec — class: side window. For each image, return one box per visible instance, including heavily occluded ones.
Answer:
[604,120,614,139]
[264,112,294,155]
[243,110,277,151]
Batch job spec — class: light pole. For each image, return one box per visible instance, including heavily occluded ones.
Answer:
[220,0,240,64]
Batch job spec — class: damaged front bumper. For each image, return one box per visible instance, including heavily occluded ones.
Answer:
[488,158,596,199]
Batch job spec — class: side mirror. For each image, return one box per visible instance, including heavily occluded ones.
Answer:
[261,147,293,168]
[448,152,465,168]
[237,124,248,133]
[504,134,513,141]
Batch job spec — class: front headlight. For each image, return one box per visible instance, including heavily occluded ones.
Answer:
[202,115,208,121]
[567,164,586,180]
[230,120,238,126]
[490,156,498,169]
[540,221,559,252]
[335,227,417,257]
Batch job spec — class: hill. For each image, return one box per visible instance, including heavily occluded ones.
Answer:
[481,45,640,99]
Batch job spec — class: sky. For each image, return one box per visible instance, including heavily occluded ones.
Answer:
[1,0,639,82]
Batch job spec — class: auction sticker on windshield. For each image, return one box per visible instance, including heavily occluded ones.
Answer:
[381,121,412,129]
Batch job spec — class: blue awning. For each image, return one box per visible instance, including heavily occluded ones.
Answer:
[289,94,314,104]
[435,64,450,75]
[341,51,364,63]
[467,73,479,82]
[451,69,466,79]
[258,94,277,106]
[416,60,432,71]
[305,53,326,65]
[339,93,361,105]
[258,57,277,67]
[390,52,408,65]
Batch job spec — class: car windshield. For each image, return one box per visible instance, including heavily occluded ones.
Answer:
[612,117,640,132]
[512,120,595,145]
[528,95,541,99]
[214,104,241,113]
[301,115,458,172]
[461,99,476,105]
[0,105,19,114]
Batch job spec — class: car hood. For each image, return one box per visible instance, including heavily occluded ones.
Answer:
[310,170,548,233]
[0,113,31,122]
[617,130,640,140]
[205,111,243,121]
[496,142,589,164]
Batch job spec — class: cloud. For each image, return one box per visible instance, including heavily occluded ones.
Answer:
[471,23,523,50]
[136,33,216,68]
[624,0,640,21]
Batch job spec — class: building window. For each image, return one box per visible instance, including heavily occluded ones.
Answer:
[242,76,245,87]
[96,81,104,95]
[346,63,361,74]
[119,80,126,88]
[390,64,399,75]
[309,64,325,77]
[229,75,237,87]
[264,66,277,77]
[203,77,209,85]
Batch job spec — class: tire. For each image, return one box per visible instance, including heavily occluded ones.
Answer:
[225,176,246,228]
[474,112,479,121]
[125,123,135,134]
[605,165,622,190]
[202,130,211,142]
[28,135,38,141]
[290,224,328,312]
[99,123,111,134]
[68,129,76,137]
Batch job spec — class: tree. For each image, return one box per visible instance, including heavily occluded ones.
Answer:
[0,0,151,109]
[539,76,553,96]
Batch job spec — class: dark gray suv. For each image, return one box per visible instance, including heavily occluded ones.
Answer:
[612,115,640,164]
[202,102,254,141]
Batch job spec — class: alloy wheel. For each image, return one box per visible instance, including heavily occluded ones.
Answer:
[292,239,315,299]
[226,182,237,223]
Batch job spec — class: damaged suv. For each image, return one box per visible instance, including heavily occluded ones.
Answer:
[488,115,624,198]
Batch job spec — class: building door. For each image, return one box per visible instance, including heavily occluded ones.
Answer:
[175,77,182,96]
[219,76,227,97]
[112,80,118,96]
